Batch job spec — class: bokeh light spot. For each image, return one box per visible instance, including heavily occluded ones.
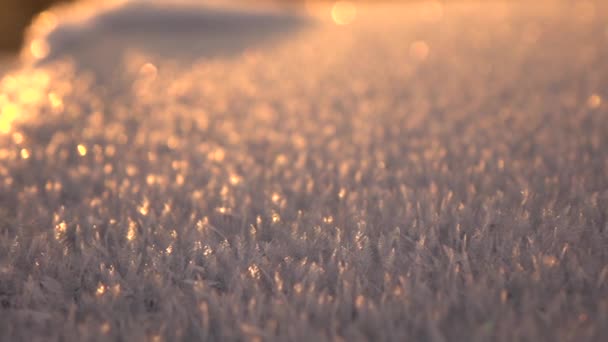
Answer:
[29,39,50,60]
[331,1,357,26]
[20,148,30,160]
[588,94,602,109]
[0,103,19,134]
[410,40,430,61]
[77,144,87,156]
[139,62,158,79]
[48,92,63,109]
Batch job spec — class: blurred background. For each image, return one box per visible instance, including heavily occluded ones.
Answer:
[0,0,330,53]
[0,0,360,53]
[0,0,75,53]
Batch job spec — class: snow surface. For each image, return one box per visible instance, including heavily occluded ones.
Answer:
[1,1,608,341]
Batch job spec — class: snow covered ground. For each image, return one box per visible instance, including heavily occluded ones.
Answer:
[1,1,608,341]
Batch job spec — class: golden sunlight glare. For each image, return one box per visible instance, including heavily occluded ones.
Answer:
[29,39,50,60]
[331,1,357,26]
[77,144,88,156]
[0,103,19,134]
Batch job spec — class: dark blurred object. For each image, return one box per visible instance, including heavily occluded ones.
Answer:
[0,0,72,52]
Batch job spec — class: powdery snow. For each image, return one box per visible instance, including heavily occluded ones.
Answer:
[1,1,608,341]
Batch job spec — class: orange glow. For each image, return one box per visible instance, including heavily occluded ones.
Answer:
[138,198,149,215]
[588,94,602,109]
[305,1,333,18]
[272,212,280,223]
[420,1,444,22]
[100,322,111,334]
[248,264,261,279]
[48,92,63,109]
[20,148,30,160]
[271,192,281,203]
[96,283,106,296]
[331,1,357,26]
[127,220,137,241]
[210,148,225,162]
[19,88,43,105]
[29,39,50,60]
[229,174,241,185]
[54,221,66,239]
[77,144,88,156]
[37,12,58,30]
[0,103,19,134]
[410,40,430,61]
[0,70,53,134]
[139,62,158,79]
[12,132,24,144]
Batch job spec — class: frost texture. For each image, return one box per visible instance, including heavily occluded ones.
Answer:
[1,1,608,341]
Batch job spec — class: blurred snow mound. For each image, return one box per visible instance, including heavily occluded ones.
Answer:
[22,0,307,77]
